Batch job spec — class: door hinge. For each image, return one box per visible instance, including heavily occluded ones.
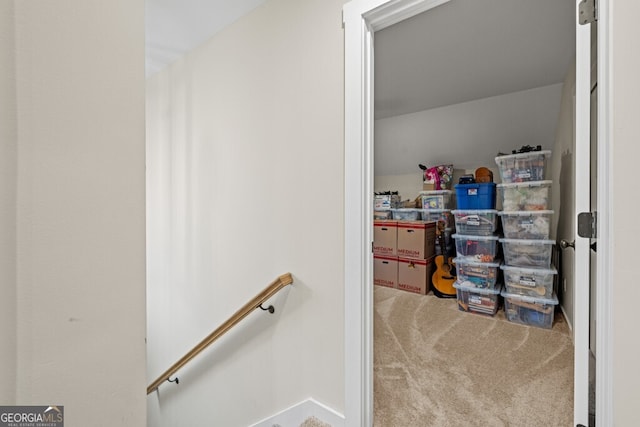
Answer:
[578,0,597,25]
[578,211,597,239]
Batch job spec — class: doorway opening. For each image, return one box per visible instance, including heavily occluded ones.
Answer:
[372,0,574,424]
[343,0,611,425]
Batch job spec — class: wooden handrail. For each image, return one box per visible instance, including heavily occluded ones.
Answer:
[147,272,294,394]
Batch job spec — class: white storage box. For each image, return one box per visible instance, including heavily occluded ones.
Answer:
[498,210,554,239]
[454,258,501,290]
[500,238,554,268]
[502,289,558,329]
[419,190,454,209]
[454,281,502,316]
[501,264,557,298]
[452,209,499,236]
[452,234,500,263]
[391,208,421,221]
[495,150,551,183]
[497,180,552,212]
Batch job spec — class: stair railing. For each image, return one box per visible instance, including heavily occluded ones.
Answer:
[147,272,294,394]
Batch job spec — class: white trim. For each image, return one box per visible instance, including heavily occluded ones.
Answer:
[249,398,345,427]
[364,0,451,31]
[574,2,591,423]
[560,304,573,332]
[343,4,373,424]
[596,0,614,425]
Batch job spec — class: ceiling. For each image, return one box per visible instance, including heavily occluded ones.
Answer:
[375,0,575,120]
[146,0,576,175]
[374,0,576,175]
[145,0,268,76]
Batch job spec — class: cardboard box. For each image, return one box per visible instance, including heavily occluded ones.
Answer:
[397,256,435,295]
[373,220,397,256]
[396,221,436,259]
[374,255,398,289]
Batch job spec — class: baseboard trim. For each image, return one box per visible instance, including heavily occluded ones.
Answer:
[560,303,573,334]
[249,398,345,427]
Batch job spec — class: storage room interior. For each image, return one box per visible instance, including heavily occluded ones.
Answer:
[370,0,581,422]
[372,0,576,311]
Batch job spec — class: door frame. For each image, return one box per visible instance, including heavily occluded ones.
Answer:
[342,0,613,425]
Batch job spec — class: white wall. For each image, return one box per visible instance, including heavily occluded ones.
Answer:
[611,1,640,424]
[146,0,346,425]
[12,1,146,425]
[0,0,17,404]
[373,173,422,204]
[374,83,564,175]
[550,60,576,329]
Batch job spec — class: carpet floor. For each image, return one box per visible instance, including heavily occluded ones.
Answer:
[374,286,574,427]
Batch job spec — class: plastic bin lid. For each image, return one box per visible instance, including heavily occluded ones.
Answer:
[391,208,420,212]
[501,289,559,305]
[495,150,551,162]
[453,281,502,294]
[452,233,500,241]
[452,209,498,215]
[496,180,552,188]
[499,238,554,245]
[500,264,558,274]
[419,190,453,195]
[497,210,554,216]
[453,258,501,268]
[420,208,452,213]
[454,182,496,188]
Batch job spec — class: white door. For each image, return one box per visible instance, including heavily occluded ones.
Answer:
[343,1,600,425]
[574,2,595,424]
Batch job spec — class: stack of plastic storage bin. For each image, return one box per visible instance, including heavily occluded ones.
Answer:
[495,150,559,329]
[418,190,455,254]
[451,182,501,316]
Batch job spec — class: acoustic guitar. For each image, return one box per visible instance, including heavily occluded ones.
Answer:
[432,222,457,298]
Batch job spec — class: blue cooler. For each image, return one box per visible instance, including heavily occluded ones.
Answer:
[455,183,496,209]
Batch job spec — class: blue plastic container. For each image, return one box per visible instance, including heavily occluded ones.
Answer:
[455,183,496,209]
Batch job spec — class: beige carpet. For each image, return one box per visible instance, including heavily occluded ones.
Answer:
[299,416,332,427]
[374,286,573,427]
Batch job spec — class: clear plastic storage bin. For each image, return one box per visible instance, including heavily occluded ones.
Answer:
[452,209,499,236]
[421,209,454,228]
[391,208,421,221]
[374,209,393,220]
[454,282,502,316]
[497,180,552,212]
[452,234,500,263]
[495,150,551,183]
[500,238,554,268]
[502,289,558,329]
[454,258,501,289]
[501,264,557,298]
[419,190,454,210]
[498,210,554,239]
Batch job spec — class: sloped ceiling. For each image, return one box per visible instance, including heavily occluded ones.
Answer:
[374,0,575,175]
